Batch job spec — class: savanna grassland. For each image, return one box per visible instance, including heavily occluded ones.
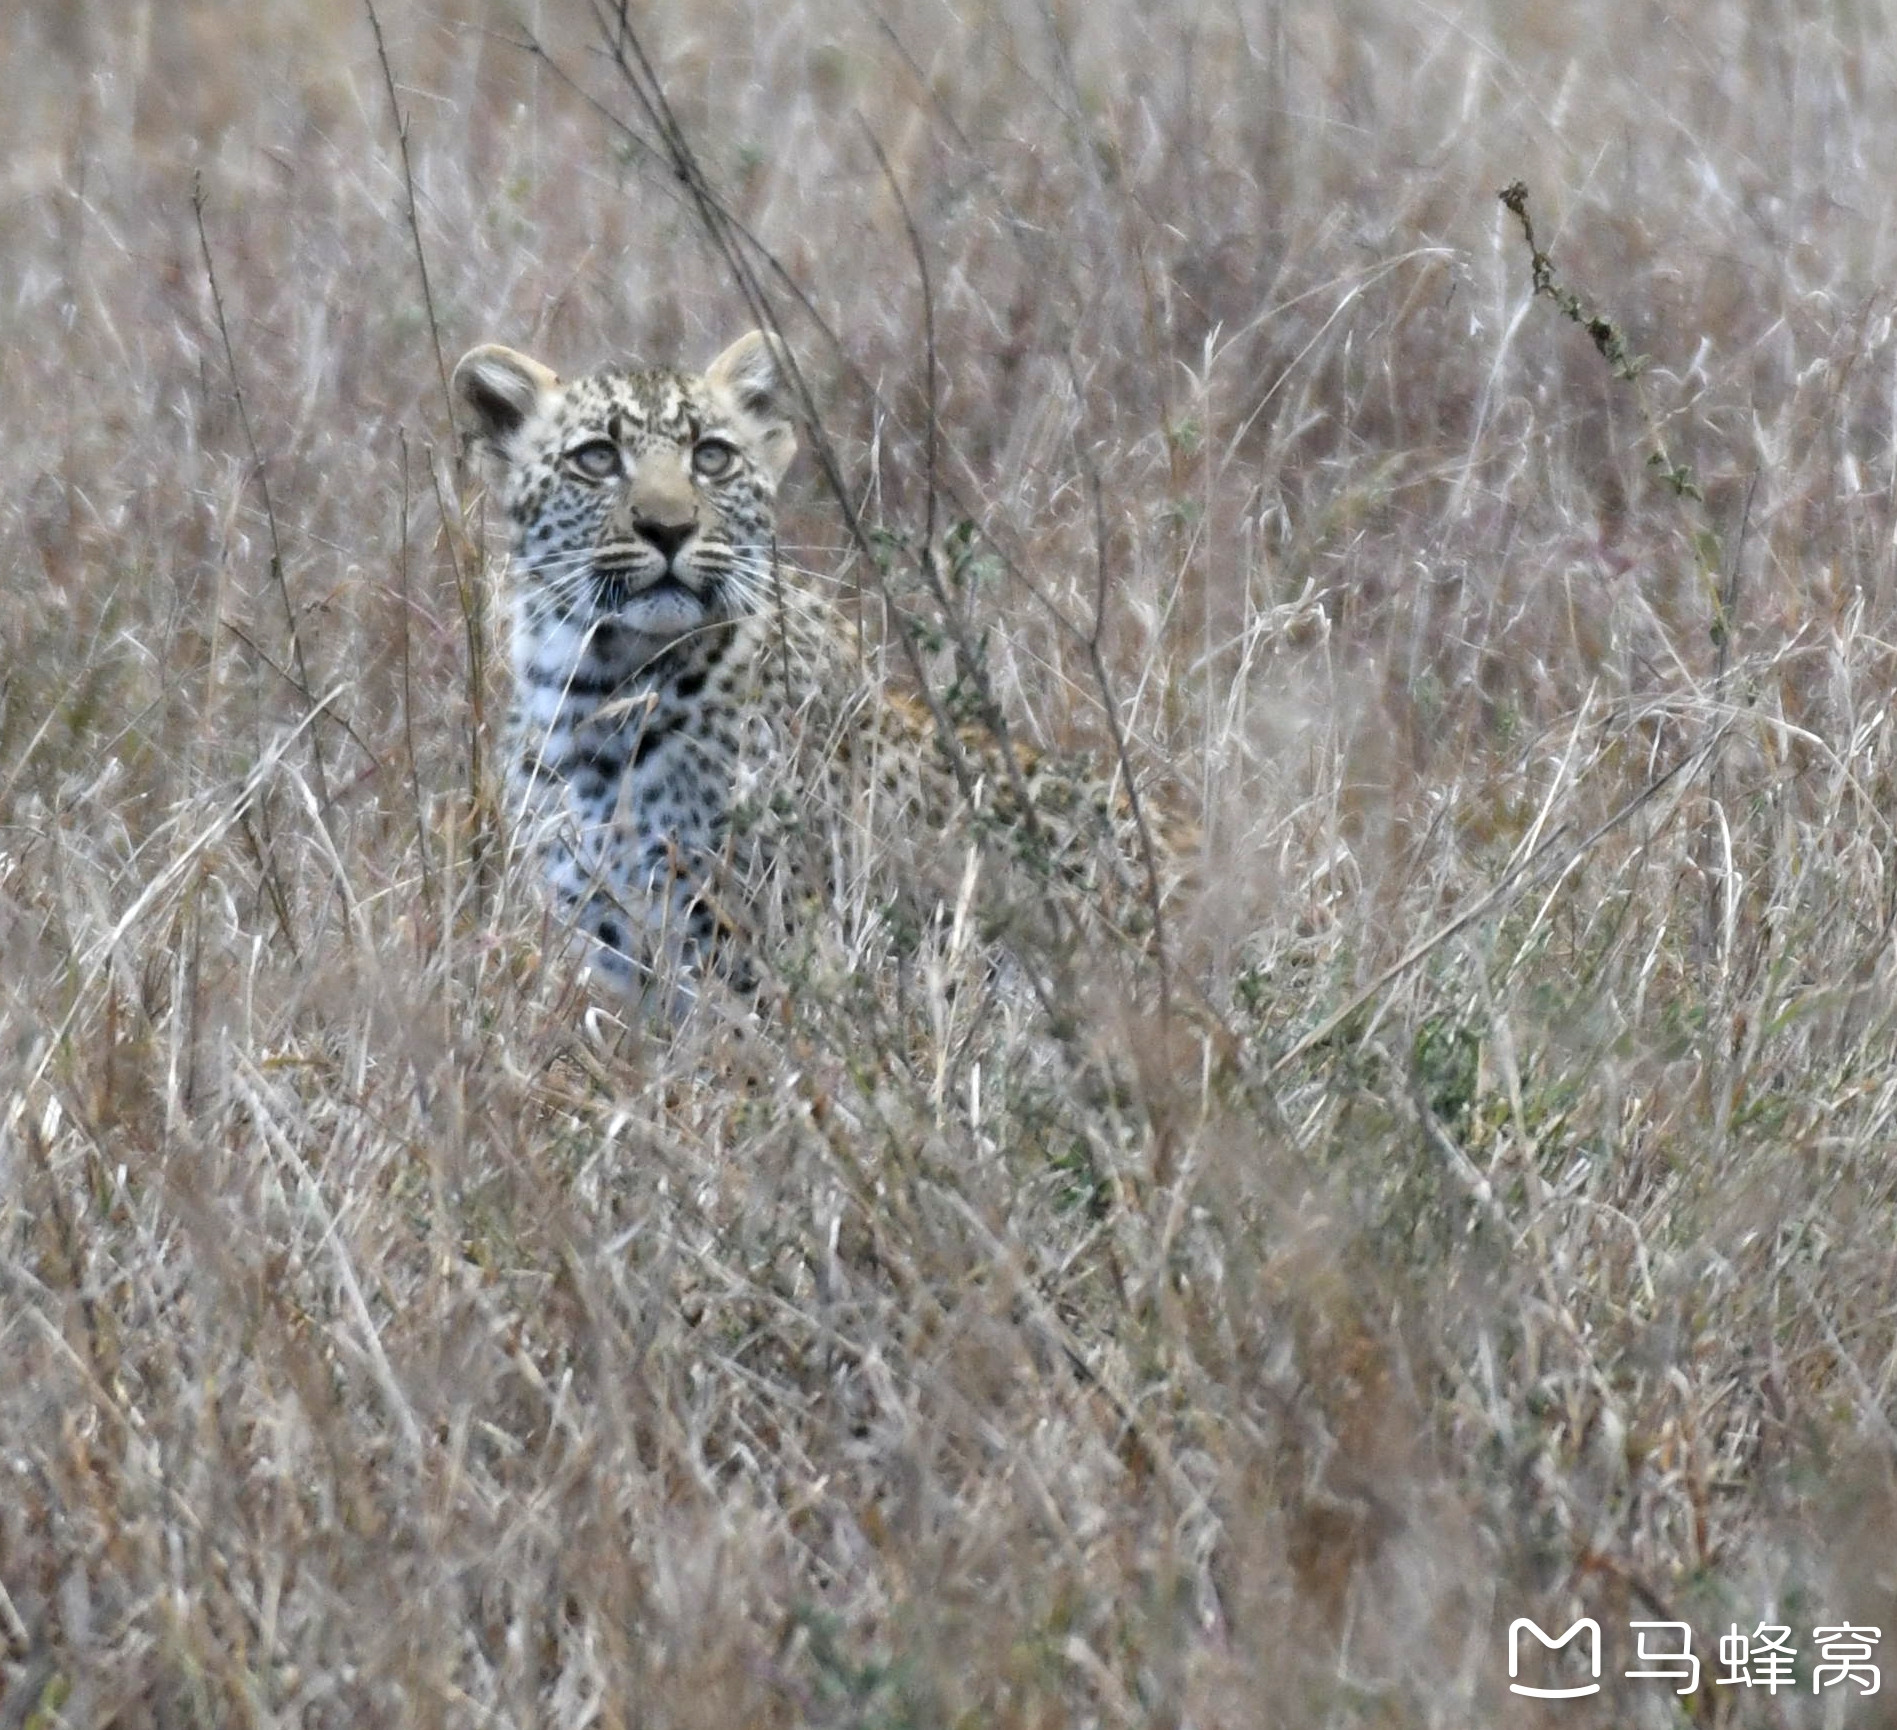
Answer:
[7,1,1897,1724]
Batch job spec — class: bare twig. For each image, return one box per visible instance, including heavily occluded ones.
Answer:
[1499,179,1700,500]
[1083,463,1172,1018]
[192,174,334,813]
[364,0,455,428]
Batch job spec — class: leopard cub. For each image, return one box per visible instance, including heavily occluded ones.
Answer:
[455,330,814,1001]
[456,329,1187,1009]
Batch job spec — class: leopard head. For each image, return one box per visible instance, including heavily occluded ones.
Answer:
[453,330,797,644]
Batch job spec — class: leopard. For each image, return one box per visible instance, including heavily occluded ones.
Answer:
[453,329,1187,1012]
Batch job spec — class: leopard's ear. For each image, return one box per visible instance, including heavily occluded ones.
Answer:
[453,344,559,452]
[705,330,797,481]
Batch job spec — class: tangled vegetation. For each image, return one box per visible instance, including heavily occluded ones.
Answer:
[5,1,1897,1724]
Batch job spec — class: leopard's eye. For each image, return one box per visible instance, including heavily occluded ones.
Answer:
[567,439,621,480]
[692,438,739,480]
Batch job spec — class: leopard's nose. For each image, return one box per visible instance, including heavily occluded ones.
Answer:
[635,519,694,567]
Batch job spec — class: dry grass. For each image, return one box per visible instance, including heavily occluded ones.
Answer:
[7,0,1897,1724]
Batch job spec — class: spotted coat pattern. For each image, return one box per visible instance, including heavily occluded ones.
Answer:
[454,331,820,998]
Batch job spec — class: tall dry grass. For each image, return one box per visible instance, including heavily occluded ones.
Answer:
[6,0,1897,1723]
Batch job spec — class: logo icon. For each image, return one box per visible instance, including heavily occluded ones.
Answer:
[1509,1618,1603,1699]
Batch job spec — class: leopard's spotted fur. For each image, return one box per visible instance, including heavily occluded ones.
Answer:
[454,331,1185,1007]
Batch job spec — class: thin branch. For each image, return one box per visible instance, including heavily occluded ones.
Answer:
[858,128,1039,775]
[191,174,333,814]
[1498,179,1699,500]
[1083,464,1172,1020]
[365,0,455,427]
